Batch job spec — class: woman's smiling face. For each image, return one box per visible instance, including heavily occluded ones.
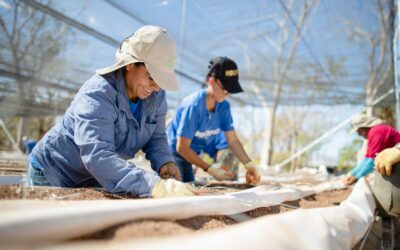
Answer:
[124,63,160,101]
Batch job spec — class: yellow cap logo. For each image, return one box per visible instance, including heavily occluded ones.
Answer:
[225,69,238,77]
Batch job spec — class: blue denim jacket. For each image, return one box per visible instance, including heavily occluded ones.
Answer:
[31,69,174,197]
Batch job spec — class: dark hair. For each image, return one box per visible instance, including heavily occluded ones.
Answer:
[133,62,145,67]
[202,62,219,89]
[202,74,216,89]
[201,79,208,89]
[122,62,145,75]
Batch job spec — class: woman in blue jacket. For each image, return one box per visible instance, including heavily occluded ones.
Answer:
[26,25,196,198]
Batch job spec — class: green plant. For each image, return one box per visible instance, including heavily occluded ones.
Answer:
[337,138,363,171]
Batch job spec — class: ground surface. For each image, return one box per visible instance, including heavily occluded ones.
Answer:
[73,188,351,242]
[0,183,351,243]
[0,158,353,247]
[1,156,398,249]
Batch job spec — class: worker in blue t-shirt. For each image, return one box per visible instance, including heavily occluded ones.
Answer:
[167,57,261,184]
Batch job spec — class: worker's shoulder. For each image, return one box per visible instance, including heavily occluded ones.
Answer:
[370,124,397,134]
[154,89,166,99]
[81,74,118,96]
[181,89,205,107]
[89,74,117,91]
[217,99,230,108]
[150,89,167,106]
[372,124,393,130]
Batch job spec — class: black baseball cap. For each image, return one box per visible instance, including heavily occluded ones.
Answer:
[207,57,243,94]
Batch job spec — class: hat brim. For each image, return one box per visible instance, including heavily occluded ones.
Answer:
[222,80,243,94]
[96,57,142,75]
[350,118,384,134]
[350,127,359,134]
[145,62,178,91]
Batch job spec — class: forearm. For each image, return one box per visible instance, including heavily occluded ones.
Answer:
[354,157,375,179]
[228,140,251,164]
[350,157,375,179]
[81,144,159,196]
[177,147,209,170]
[349,161,364,176]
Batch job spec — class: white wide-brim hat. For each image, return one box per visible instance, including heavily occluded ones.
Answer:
[96,25,178,91]
[350,114,384,133]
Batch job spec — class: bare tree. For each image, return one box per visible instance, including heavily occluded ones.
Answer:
[0,0,75,148]
[260,0,318,167]
[342,0,394,116]
[270,105,333,171]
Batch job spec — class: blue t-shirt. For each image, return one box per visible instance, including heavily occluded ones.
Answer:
[167,89,234,155]
[129,99,142,122]
[203,132,229,158]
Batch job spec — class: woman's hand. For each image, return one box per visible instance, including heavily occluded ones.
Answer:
[159,162,181,181]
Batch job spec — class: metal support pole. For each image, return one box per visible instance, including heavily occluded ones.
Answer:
[176,0,188,108]
[0,119,23,154]
[394,0,400,130]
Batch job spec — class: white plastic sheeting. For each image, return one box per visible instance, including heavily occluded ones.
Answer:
[45,179,376,250]
[0,180,344,244]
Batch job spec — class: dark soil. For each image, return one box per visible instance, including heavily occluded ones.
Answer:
[0,185,138,200]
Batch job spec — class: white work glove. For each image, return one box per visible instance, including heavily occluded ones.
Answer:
[244,161,261,185]
[151,179,197,198]
[375,147,400,176]
[207,163,235,181]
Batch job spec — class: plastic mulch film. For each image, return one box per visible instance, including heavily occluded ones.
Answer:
[0,179,373,249]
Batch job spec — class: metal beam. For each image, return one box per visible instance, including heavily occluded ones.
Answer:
[0,68,78,93]
[21,0,250,106]
[22,0,201,85]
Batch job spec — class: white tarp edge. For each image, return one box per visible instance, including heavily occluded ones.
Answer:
[46,178,375,250]
[0,179,359,246]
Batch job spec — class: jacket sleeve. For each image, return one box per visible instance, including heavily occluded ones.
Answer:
[349,157,375,179]
[142,91,175,174]
[73,88,159,197]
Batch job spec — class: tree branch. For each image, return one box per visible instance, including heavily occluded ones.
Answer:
[18,12,47,62]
